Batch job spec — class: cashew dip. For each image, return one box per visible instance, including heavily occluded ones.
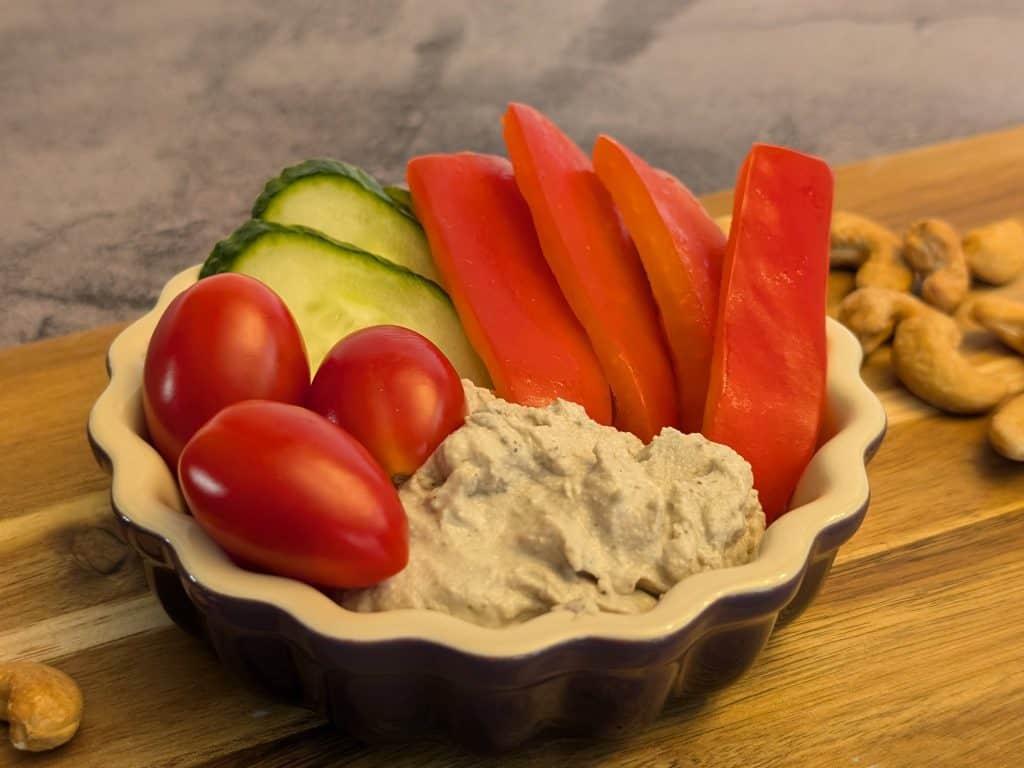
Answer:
[341,382,765,627]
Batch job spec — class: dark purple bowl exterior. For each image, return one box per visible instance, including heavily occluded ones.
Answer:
[88,420,884,752]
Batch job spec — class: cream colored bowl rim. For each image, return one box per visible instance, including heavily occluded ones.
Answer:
[88,265,887,657]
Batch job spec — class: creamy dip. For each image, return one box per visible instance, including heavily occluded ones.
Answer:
[341,383,765,627]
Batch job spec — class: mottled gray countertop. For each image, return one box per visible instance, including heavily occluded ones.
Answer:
[3,0,1023,348]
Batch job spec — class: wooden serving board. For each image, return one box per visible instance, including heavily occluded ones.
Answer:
[3,128,1024,768]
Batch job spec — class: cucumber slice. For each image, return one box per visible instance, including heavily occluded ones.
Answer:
[252,159,441,285]
[383,184,416,216]
[201,220,489,384]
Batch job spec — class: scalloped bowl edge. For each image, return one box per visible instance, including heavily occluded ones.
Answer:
[87,265,887,747]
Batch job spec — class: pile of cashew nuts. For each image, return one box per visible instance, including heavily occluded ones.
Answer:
[829,212,1024,461]
[1,661,82,752]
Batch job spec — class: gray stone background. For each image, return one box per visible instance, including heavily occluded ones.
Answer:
[3,0,1023,348]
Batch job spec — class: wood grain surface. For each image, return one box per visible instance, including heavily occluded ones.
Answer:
[3,128,1024,767]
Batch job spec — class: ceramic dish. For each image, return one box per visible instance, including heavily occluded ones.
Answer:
[88,264,887,751]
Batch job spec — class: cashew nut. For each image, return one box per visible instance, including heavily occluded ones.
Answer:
[837,287,956,356]
[827,271,857,318]
[0,662,82,751]
[963,218,1024,285]
[892,314,1008,414]
[964,295,1024,355]
[830,211,914,291]
[903,218,970,312]
[990,393,1024,461]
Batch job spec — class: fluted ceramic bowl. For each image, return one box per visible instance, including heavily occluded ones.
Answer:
[88,265,887,751]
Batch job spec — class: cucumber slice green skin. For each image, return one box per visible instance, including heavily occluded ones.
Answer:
[201,220,489,386]
[252,159,441,285]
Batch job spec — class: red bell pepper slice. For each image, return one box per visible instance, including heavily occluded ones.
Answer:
[703,144,833,523]
[407,152,612,423]
[593,135,726,433]
[502,103,679,441]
